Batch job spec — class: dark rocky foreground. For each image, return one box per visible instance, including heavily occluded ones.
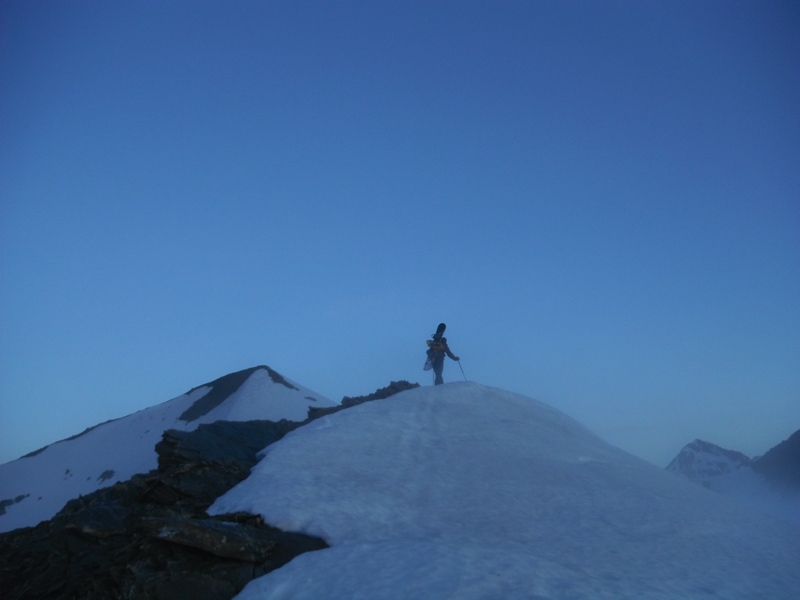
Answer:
[0,381,418,600]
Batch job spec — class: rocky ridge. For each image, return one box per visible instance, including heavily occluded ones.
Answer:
[0,381,419,600]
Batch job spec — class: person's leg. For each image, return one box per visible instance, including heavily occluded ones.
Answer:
[433,358,444,385]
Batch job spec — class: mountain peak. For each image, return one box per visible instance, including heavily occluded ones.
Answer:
[0,365,334,533]
[179,365,300,423]
[665,439,751,485]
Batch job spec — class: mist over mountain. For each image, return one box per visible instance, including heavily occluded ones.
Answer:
[666,432,800,525]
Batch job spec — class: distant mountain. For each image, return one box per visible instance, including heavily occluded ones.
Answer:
[665,439,752,486]
[0,366,335,533]
[666,430,800,525]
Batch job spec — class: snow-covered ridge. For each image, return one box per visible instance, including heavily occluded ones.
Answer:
[210,382,800,599]
[666,434,800,525]
[0,366,334,533]
[4,369,798,598]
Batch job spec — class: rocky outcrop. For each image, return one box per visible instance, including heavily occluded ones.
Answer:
[0,494,29,517]
[0,380,419,600]
[308,380,420,420]
[752,429,800,490]
[0,419,326,600]
[155,419,300,472]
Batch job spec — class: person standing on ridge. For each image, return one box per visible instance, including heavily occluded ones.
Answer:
[424,322,460,385]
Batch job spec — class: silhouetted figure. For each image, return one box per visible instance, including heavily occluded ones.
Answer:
[424,323,460,385]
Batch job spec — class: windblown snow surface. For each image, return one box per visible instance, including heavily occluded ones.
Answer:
[211,383,800,600]
[0,367,333,533]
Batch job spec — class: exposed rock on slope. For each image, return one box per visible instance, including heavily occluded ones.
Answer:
[308,379,420,419]
[0,419,323,600]
[752,429,800,490]
[0,380,418,600]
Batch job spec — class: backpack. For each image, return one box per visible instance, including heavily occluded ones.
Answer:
[423,323,447,371]
[423,338,446,370]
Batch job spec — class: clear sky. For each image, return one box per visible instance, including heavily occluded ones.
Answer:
[1,1,798,467]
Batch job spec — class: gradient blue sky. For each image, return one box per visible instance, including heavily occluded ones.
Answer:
[2,1,798,466]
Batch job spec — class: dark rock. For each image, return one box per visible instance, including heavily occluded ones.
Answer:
[0,494,29,517]
[156,419,299,472]
[179,367,266,423]
[342,380,420,406]
[138,516,278,562]
[260,366,300,391]
[0,433,323,599]
[146,572,239,600]
[308,380,419,419]
[64,497,128,538]
[752,429,800,490]
[97,469,115,483]
[0,380,415,599]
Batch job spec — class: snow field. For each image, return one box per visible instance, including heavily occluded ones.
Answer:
[210,383,800,599]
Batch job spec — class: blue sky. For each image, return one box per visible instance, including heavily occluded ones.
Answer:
[1,0,798,466]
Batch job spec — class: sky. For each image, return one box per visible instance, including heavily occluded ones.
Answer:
[1,0,798,467]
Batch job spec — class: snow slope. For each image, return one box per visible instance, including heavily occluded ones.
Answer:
[0,366,334,533]
[211,382,800,600]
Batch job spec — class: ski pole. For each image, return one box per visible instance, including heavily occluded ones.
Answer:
[458,360,467,381]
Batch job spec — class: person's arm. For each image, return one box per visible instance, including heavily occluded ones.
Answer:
[444,344,459,361]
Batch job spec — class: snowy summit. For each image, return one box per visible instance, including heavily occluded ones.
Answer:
[0,366,334,533]
[211,382,800,599]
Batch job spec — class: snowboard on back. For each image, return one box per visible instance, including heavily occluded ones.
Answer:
[423,323,447,370]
